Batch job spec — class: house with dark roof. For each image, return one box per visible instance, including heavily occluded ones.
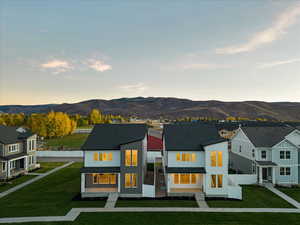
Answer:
[230,126,300,185]
[146,128,163,163]
[80,124,149,198]
[163,123,241,199]
[0,126,38,180]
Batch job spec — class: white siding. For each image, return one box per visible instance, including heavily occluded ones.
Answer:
[84,150,120,167]
[204,141,228,196]
[231,128,256,160]
[286,130,300,147]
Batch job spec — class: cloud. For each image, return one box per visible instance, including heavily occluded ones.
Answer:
[120,83,148,92]
[86,59,112,72]
[216,3,300,54]
[181,63,232,70]
[40,60,73,74]
[258,58,300,69]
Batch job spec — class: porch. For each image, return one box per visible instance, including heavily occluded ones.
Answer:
[256,161,277,185]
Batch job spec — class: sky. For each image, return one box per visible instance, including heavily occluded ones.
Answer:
[1,0,300,105]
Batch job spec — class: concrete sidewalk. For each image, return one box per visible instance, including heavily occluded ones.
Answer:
[264,183,300,209]
[0,207,300,224]
[0,161,74,199]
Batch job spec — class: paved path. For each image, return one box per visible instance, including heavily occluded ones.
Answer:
[105,193,119,208]
[1,207,300,224]
[195,193,209,208]
[264,183,300,209]
[0,161,74,199]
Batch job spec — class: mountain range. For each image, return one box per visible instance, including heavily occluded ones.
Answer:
[1,97,300,121]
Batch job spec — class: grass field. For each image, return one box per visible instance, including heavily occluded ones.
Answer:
[278,187,300,202]
[207,185,293,208]
[0,163,105,217]
[44,133,89,149]
[34,162,66,173]
[116,199,198,207]
[5,212,300,225]
[0,175,37,193]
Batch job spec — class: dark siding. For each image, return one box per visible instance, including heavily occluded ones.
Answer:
[229,152,254,174]
[120,140,144,194]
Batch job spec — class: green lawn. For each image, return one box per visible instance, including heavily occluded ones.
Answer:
[116,199,198,207]
[0,175,37,193]
[207,185,293,208]
[5,212,300,225]
[278,187,300,202]
[0,163,106,217]
[34,162,66,173]
[44,133,89,149]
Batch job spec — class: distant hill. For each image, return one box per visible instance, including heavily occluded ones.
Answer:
[1,97,300,121]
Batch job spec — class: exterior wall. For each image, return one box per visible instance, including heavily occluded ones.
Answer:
[0,161,6,179]
[147,151,162,163]
[120,140,144,194]
[84,150,120,167]
[204,141,229,197]
[0,144,3,157]
[167,151,205,167]
[256,147,272,161]
[228,174,257,185]
[286,130,300,147]
[37,150,83,158]
[231,129,256,161]
[272,140,299,184]
[229,152,254,174]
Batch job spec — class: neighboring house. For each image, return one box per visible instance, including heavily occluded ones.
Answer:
[230,126,300,185]
[0,126,38,180]
[80,124,149,198]
[163,123,240,198]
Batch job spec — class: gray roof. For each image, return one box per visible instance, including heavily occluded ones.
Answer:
[164,123,226,151]
[80,167,120,173]
[166,167,206,173]
[242,126,295,147]
[0,126,34,145]
[81,124,148,150]
[255,161,277,166]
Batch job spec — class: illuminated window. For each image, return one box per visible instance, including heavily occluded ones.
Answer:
[211,151,222,167]
[176,153,181,161]
[102,153,107,161]
[211,151,217,167]
[191,153,196,162]
[174,174,179,184]
[93,153,98,161]
[217,152,223,167]
[191,174,197,184]
[125,150,138,166]
[125,173,137,188]
[211,174,223,188]
[108,153,113,161]
[92,174,116,184]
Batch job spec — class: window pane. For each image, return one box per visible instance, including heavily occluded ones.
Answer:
[93,174,98,184]
[125,150,131,166]
[180,174,190,184]
[182,153,186,161]
[191,153,196,162]
[125,173,131,187]
[211,175,216,188]
[108,153,113,161]
[174,174,179,184]
[132,150,138,166]
[99,153,103,161]
[211,152,217,167]
[102,153,107,161]
[286,151,291,159]
[217,175,223,188]
[132,173,137,187]
[280,151,284,159]
[110,174,116,184]
[186,154,191,162]
[99,174,109,184]
[93,153,98,161]
[280,167,284,175]
[286,167,291,175]
[217,152,223,167]
[191,174,197,184]
[176,153,181,161]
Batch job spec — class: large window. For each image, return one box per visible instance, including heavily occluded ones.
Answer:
[125,173,137,188]
[280,167,291,176]
[176,153,197,162]
[280,151,291,159]
[8,144,18,153]
[2,163,6,171]
[173,173,197,184]
[261,151,266,159]
[92,173,116,184]
[211,174,223,188]
[93,152,113,161]
[211,151,223,167]
[125,150,138,166]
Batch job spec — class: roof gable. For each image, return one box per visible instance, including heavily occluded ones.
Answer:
[241,126,295,147]
[81,124,147,150]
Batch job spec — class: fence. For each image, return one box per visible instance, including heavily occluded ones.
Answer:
[36,150,83,158]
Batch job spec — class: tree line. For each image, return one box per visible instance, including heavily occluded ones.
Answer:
[0,109,127,138]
